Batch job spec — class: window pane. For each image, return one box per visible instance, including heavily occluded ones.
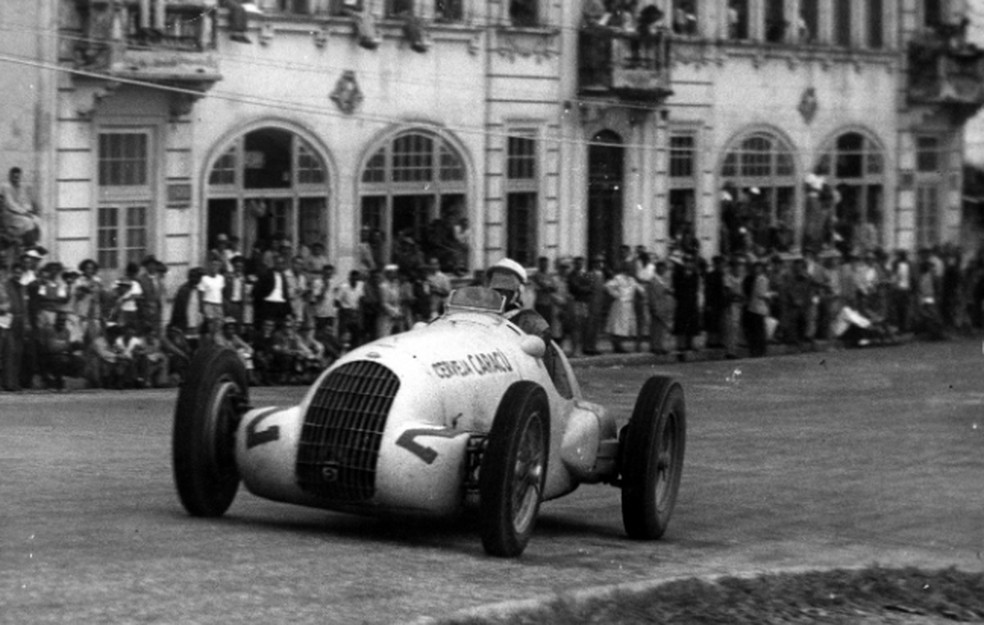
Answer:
[507,136,536,179]
[297,141,326,185]
[669,135,695,178]
[363,149,387,183]
[209,146,237,186]
[765,0,786,42]
[393,133,434,183]
[917,137,940,172]
[439,144,465,181]
[99,133,148,187]
[98,206,119,269]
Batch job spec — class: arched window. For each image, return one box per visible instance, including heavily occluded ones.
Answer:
[720,130,797,255]
[206,127,329,259]
[815,131,885,252]
[359,130,469,271]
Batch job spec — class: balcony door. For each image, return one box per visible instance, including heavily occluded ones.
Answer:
[587,130,624,265]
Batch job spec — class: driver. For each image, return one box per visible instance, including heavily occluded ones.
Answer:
[486,258,551,344]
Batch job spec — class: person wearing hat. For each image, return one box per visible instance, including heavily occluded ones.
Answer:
[486,258,551,347]
[20,248,42,286]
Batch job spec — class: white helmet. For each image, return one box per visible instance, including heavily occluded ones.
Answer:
[486,257,528,285]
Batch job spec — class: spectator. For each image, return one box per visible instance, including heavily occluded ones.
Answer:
[425,257,451,319]
[336,270,364,350]
[552,258,574,352]
[309,263,338,337]
[221,0,253,43]
[566,256,592,357]
[672,254,701,354]
[136,256,164,333]
[1,263,27,391]
[891,250,912,332]
[531,256,558,335]
[199,255,226,337]
[140,328,171,387]
[305,242,329,275]
[254,253,291,330]
[782,258,816,349]
[583,254,608,356]
[83,321,125,389]
[214,317,255,380]
[169,267,205,353]
[605,262,644,354]
[743,260,771,357]
[721,256,745,358]
[224,255,248,325]
[161,325,192,383]
[646,260,675,355]
[377,264,402,337]
[286,255,309,324]
[112,324,145,387]
[111,263,143,330]
[0,167,42,254]
[73,259,104,339]
[703,255,726,348]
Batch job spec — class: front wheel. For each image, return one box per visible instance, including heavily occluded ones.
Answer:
[479,382,550,557]
[172,345,249,517]
[620,375,686,540]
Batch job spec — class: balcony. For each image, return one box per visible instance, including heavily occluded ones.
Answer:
[578,26,672,103]
[908,25,984,120]
[73,0,221,88]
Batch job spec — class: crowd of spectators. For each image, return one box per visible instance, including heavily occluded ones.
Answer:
[1,235,982,392]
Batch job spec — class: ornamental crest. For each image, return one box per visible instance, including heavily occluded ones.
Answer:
[331,70,364,115]
[798,87,818,124]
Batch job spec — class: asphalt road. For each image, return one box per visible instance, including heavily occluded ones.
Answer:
[1,338,983,624]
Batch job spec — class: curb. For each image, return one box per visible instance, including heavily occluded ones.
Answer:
[401,563,878,625]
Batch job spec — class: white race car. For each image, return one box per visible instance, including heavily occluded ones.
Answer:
[172,286,686,557]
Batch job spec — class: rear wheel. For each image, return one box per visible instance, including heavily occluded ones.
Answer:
[172,345,249,517]
[620,375,686,539]
[480,382,550,557]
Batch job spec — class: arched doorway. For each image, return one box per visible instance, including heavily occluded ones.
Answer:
[815,130,886,253]
[358,129,469,271]
[720,129,797,255]
[206,127,329,258]
[587,130,624,265]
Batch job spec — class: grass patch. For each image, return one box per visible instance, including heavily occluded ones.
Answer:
[442,567,984,624]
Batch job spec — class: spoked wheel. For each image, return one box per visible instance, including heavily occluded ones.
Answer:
[172,345,249,517]
[480,382,550,558]
[620,375,686,540]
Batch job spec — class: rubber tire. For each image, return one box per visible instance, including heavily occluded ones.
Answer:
[172,345,249,517]
[620,375,686,540]
[480,381,550,558]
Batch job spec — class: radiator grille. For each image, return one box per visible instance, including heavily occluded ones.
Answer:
[296,361,400,502]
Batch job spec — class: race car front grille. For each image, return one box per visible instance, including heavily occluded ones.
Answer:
[296,361,400,502]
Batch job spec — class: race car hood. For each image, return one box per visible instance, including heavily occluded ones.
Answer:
[298,311,545,434]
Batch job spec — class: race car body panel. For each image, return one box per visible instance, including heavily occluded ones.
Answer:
[234,307,616,515]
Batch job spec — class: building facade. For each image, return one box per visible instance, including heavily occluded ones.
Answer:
[1,0,982,290]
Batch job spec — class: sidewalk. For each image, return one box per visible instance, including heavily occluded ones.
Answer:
[565,333,916,369]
